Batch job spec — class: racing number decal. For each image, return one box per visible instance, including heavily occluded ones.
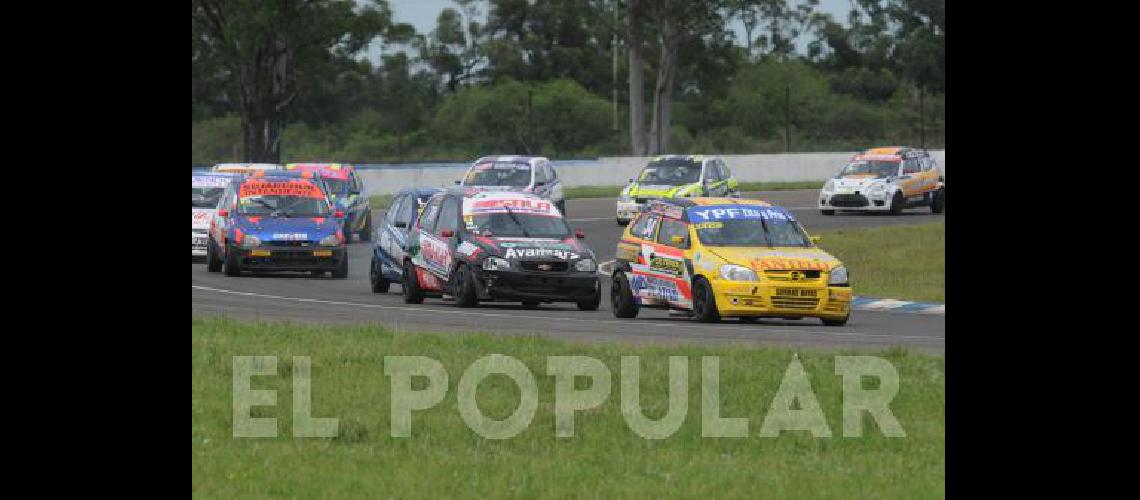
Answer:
[418,234,452,280]
[628,243,692,308]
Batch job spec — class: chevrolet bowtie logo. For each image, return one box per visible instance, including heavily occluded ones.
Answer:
[789,271,802,281]
[538,263,552,271]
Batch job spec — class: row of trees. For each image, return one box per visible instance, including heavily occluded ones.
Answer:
[192,0,945,164]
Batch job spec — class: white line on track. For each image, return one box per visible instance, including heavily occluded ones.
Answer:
[192,284,943,344]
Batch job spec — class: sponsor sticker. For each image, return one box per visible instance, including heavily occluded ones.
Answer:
[240,180,324,199]
[272,233,308,241]
[504,248,580,260]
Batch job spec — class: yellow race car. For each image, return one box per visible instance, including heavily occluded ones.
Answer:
[610,198,852,325]
[616,155,740,225]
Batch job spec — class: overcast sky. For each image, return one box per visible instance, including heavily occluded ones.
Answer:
[370,0,855,64]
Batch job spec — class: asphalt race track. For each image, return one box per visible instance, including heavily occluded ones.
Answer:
[192,190,945,353]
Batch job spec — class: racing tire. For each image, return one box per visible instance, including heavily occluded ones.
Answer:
[206,238,222,272]
[342,222,352,244]
[930,188,945,214]
[577,280,602,311]
[360,212,372,241]
[820,209,835,216]
[223,244,241,277]
[521,300,540,309]
[616,218,630,226]
[889,192,904,215]
[821,315,849,327]
[691,277,720,323]
[370,259,390,293]
[332,253,349,279]
[402,261,425,304]
[610,272,639,318]
[453,264,479,308]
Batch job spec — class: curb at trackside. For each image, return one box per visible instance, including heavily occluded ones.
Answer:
[596,260,944,316]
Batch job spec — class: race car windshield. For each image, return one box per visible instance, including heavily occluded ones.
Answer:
[696,219,812,248]
[238,195,330,217]
[639,160,702,185]
[465,163,532,186]
[471,213,570,238]
[840,160,899,177]
[192,187,225,208]
[323,178,349,194]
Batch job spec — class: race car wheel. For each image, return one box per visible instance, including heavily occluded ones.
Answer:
[453,264,479,308]
[223,244,241,277]
[616,218,629,226]
[821,314,849,327]
[930,188,944,214]
[206,238,222,272]
[820,209,835,216]
[889,192,905,215]
[402,261,425,304]
[342,221,352,243]
[691,277,720,323]
[577,280,602,311]
[610,272,639,318]
[360,212,372,241]
[332,253,349,279]
[370,259,390,293]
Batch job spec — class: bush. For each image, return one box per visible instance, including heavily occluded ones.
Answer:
[191,115,242,164]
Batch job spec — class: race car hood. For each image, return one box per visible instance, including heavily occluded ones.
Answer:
[192,208,215,231]
[461,236,596,266]
[230,215,340,243]
[626,183,700,199]
[703,246,842,272]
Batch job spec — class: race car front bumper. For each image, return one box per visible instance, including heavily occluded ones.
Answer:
[819,191,893,211]
[712,280,852,319]
[235,246,347,272]
[473,267,600,303]
[616,200,646,222]
[192,231,209,257]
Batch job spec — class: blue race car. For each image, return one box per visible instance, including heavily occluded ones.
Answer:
[370,188,443,292]
[206,171,349,278]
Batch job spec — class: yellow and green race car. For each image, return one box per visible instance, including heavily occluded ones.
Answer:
[616,155,739,225]
[610,197,852,325]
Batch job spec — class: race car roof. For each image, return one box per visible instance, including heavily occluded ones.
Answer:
[471,155,548,166]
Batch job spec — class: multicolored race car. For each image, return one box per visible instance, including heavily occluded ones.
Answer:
[457,156,566,215]
[818,146,944,215]
[616,155,739,225]
[285,163,371,242]
[610,198,852,325]
[205,171,348,278]
[401,190,600,310]
[193,172,238,257]
[370,187,444,293]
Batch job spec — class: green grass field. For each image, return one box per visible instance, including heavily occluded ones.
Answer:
[815,222,944,303]
[369,181,821,208]
[193,317,944,498]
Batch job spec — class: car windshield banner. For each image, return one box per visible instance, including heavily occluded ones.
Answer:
[192,175,231,188]
[464,197,556,216]
[239,180,324,199]
[686,205,795,223]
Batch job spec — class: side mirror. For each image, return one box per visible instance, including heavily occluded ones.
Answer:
[575,229,585,239]
[628,178,634,184]
[217,209,228,217]
[810,236,821,244]
[671,235,686,245]
[394,221,407,228]
[334,210,345,218]
[454,180,461,185]
[441,229,454,238]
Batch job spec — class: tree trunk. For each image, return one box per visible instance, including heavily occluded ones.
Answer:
[237,40,291,164]
[648,19,677,156]
[627,0,647,156]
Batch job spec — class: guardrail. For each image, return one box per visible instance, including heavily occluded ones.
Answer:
[354,151,946,196]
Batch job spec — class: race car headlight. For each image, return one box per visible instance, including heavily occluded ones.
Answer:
[575,258,597,273]
[719,264,758,282]
[319,234,340,247]
[482,256,511,271]
[240,235,261,248]
[829,265,849,285]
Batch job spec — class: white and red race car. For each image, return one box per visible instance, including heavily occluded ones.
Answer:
[192,172,236,257]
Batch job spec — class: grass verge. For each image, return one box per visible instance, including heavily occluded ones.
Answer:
[815,222,944,303]
[193,317,944,498]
